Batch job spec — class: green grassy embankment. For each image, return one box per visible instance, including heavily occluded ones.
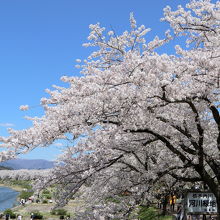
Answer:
[137,206,173,220]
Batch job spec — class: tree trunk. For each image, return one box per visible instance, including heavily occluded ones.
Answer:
[217,196,220,220]
[161,195,168,216]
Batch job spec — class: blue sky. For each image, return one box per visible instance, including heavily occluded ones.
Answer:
[0,0,190,160]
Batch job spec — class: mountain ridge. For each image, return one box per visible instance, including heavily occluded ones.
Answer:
[0,158,55,170]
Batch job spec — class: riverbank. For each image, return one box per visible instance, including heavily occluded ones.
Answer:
[0,183,23,192]
[0,181,81,219]
[6,199,83,219]
[0,186,20,214]
[0,181,85,219]
[0,180,31,213]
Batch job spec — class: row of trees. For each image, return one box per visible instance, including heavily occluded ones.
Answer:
[0,169,50,181]
[0,0,220,219]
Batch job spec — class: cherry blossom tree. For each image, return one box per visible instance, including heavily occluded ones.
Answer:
[0,169,51,181]
[0,0,220,218]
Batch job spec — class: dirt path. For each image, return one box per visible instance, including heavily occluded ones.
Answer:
[11,200,84,220]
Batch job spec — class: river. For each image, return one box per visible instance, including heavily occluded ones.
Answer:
[0,186,19,211]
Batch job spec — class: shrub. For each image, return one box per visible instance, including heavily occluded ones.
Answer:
[31,211,43,219]
[50,210,56,215]
[51,209,67,216]
[3,209,16,219]
[42,200,48,204]
[19,191,34,200]
[46,195,51,199]
[57,209,67,216]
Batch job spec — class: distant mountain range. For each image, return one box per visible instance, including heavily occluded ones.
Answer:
[0,165,12,170]
[0,159,55,170]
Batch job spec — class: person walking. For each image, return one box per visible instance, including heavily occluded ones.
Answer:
[17,214,22,220]
[30,213,34,220]
[170,194,176,212]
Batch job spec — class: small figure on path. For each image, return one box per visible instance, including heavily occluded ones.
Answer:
[20,199,25,206]
[30,213,34,220]
[17,214,22,220]
[5,213,10,220]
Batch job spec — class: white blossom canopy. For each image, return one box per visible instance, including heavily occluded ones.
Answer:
[0,0,220,218]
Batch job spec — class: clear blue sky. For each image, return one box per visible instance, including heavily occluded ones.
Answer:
[0,0,190,160]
